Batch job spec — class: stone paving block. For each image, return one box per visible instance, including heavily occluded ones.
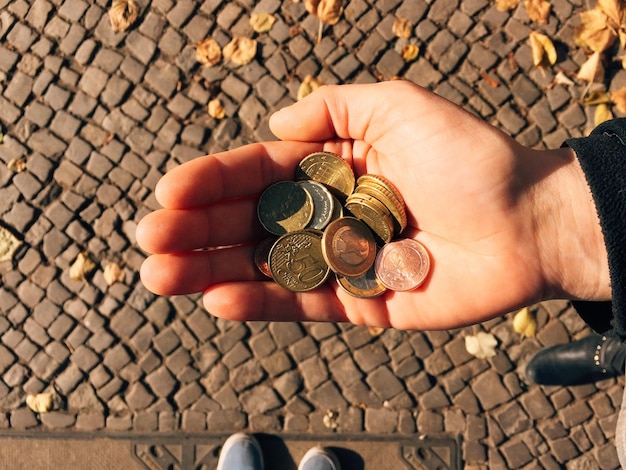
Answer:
[10,408,38,429]
[240,384,282,414]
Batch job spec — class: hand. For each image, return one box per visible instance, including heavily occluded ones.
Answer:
[136,81,609,330]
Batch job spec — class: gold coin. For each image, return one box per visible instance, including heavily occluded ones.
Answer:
[336,264,387,298]
[254,238,276,278]
[321,217,376,277]
[357,174,406,209]
[345,193,394,243]
[269,230,330,292]
[374,239,431,291]
[355,181,407,234]
[257,181,314,235]
[295,151,355,200]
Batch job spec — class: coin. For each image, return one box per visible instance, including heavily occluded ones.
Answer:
[298,180,335,230]
[336,264,387,298]
[254,238,276,278]
[257,181,314,235]
[295,151,355,199]
[345,193,394,243]
[374,239,431,291]
[321,217,376,277]
[269,230,330,292]
[355,179,407,234]
[357,174,406,210]
[330,196,344,222]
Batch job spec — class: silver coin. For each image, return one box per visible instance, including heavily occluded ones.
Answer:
[336,264,387,298]
[298,180,335,230]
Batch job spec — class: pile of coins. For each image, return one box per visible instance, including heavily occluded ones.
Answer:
[255,151,431,298]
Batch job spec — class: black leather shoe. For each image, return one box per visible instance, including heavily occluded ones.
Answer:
[525,333,626,386]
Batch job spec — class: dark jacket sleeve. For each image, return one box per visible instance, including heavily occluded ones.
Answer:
[565,119,626,340]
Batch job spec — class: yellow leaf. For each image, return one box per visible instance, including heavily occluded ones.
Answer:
[297,75,324,101]
[7,157,26,173]
[69,252,96,281]
[577,51,605,83]
[512,307,538,338]
[26,393,53,413]
[305,0,320,15]
[0,225,21,263]
[575,9,618,52]
[392,17,412,39]
[465,332,498,359]
[594,103,613,126]
[368,326,385,337]
[596,0,623,29]
[581,89,612,106]
[317,0,343,25]
[612,87,626,113]
[208,99,226,119]
[223,37,257,66]
[196,38,222,67]
[529,31,557,67]
[103,262,125,286]
[250,12,276,33]
[401,44,420,62]
[496,0,521,11]
[524,0,551,23]
[108,0,139,33]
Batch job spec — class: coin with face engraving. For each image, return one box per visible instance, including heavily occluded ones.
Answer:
[298,180,335,230]
[336,264,387,298]
[322,217,376,277]
[296,151,355,199]
[269,230,330,292]
[374,239,431,291]
[257,181,314,235]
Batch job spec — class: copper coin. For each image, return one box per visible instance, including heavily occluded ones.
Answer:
[321,217,376,277]
[374,239,431,291]
[269,230,330,292]
[254,238,276,278]
[298,180,335,230]
[257,181,314,235]
[295,151,355,199]
[336,264,387,298]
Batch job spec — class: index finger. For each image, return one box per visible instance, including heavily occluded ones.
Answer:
[156,141,322,209]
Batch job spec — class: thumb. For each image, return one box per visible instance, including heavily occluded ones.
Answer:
[269,81,420,143]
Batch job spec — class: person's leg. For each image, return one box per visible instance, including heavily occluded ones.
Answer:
[525,332,626,386]
[217,433,264,470]
[298,447,341,470]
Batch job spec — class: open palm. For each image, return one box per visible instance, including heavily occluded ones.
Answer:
[137,81,597,330]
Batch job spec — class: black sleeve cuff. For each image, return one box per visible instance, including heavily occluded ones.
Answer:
[565,119,626,340]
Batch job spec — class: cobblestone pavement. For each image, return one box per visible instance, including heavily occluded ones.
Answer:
[0,0,624,468]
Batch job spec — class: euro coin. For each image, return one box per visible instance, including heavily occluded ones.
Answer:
[336,264,387,298]
[269,230,330,292]
[345,193,394,243]
[254,237,276,278]
[257,181,314,235]
[355,179,407,234]
[321,217,376,277]
[298,180,335,230]
[295,151,355,200]
[374,239,431,291]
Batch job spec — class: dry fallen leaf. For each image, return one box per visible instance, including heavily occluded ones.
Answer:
[0,225,21,263]
[575,9,618,52]
[512,307,538,338]
[525,0,551,23]
[223,37,257,66]
[208,99,226,119]
[318,0,342,25]
[7,158,26,173]
[196,38,222,67]
[392,17,413,39]
[577,51,605,83]
[323,409,339,429]
[297,75,324,100]
[611,87,626,113]
[401,44,420,62]
[554,71,575,86]
[305,0,320,15]
[582,89,612,105]
[496,0,521,11]
[368,326,385,337]
[529,31,557,67]
[465,332,498,359]
[109,0,139,33]
[596,0,623,29]
[103,262,125,286]
[595,102,614,126]
[26,393,53,413]
[69,252,96,281]
[250,12,276,33]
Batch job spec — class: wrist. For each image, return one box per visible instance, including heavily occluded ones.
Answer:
[531,147,611,302]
